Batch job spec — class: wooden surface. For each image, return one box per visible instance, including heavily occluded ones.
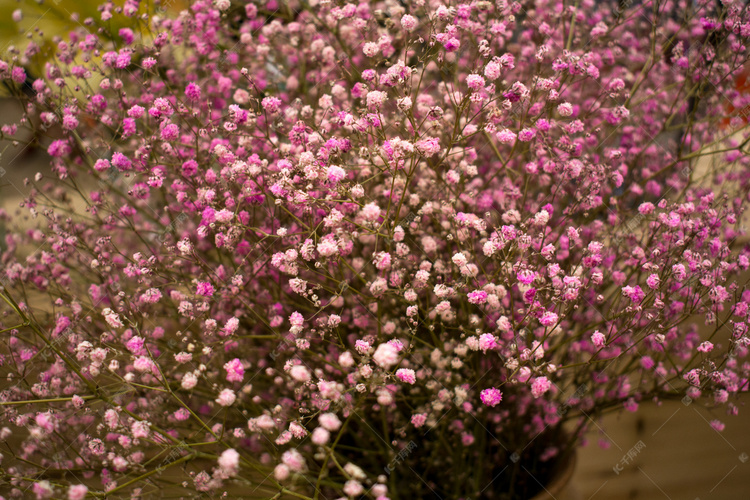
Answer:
[566,393,750,500]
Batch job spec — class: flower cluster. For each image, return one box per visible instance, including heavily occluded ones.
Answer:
[1,0,750,498]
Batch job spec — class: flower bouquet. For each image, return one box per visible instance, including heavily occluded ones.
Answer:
[0,0,749,498]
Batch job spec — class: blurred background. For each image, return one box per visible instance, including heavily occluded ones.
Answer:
[0,0,748,498]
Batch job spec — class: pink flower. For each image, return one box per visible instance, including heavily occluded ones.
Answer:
[539,311,559,327]
[361,202,382,221]
[161,123,179,141]
[531,377,552,398]
[639,202,656,215]
[557,102,573,116]
[116,51,132,68]
[462,432,475,446]
[373,343,399,368]
[416,137,440,157]
[366,90,388,110]
[280,433,304,451]
[646,274,660,289]
[480,387,503,407]
[32,481,53,499]
[710,419,725,432]
[319,413,342,431]
[221,317,240,336]
[122,117,136,136]
[411,413,427,427]
[128,105,145,118]
[62,114,79,130]
[640,356,655,370]
[466,74,485,90]
[355,339,372,354]
[369,278,388,296]
[196,281,214,297]
[131,420,151,439]
[697,341,714,353]
[47,139,71,158]
[478,333,498,352]
[185,82,201,100]
[218,449,240,476]
[274,464,290,481]
[281,449,306,472]
[622,285,645,303]
[672,264,687,281]
[363,42,380,57]
[517,269,536,285]
[327,165,346,184]
[396,368,417,384]
[224,358,245,382]
[684,369,701,386]
[344,480,364,497]
[624,398,638,412]
[289,311,304,329]
[119,28,134,44]
[452,252,468,268]
[484,60,502,80]
[125,335,145,354]
[68,485,89,500]
[496,128,517,145]
[111,151,132,171]
[35,412,55,432]
[468,290,488,304]
[103,308,124,328]
[11,66,25,84]
[591,331,606,348]
[182,372,198,390]
[290,364,311,382]
[373,252,392,270]
[518,128,536,142]
[401,14,418,31]
[312,427,330,445]
[216,388,237,406]
[443,37,460,52]
[261,96,282,114]
[94,159,111,172]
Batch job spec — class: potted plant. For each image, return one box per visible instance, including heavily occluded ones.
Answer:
[0,0,749,498]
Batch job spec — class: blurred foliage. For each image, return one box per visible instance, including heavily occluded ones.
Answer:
[0,0,188,95]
